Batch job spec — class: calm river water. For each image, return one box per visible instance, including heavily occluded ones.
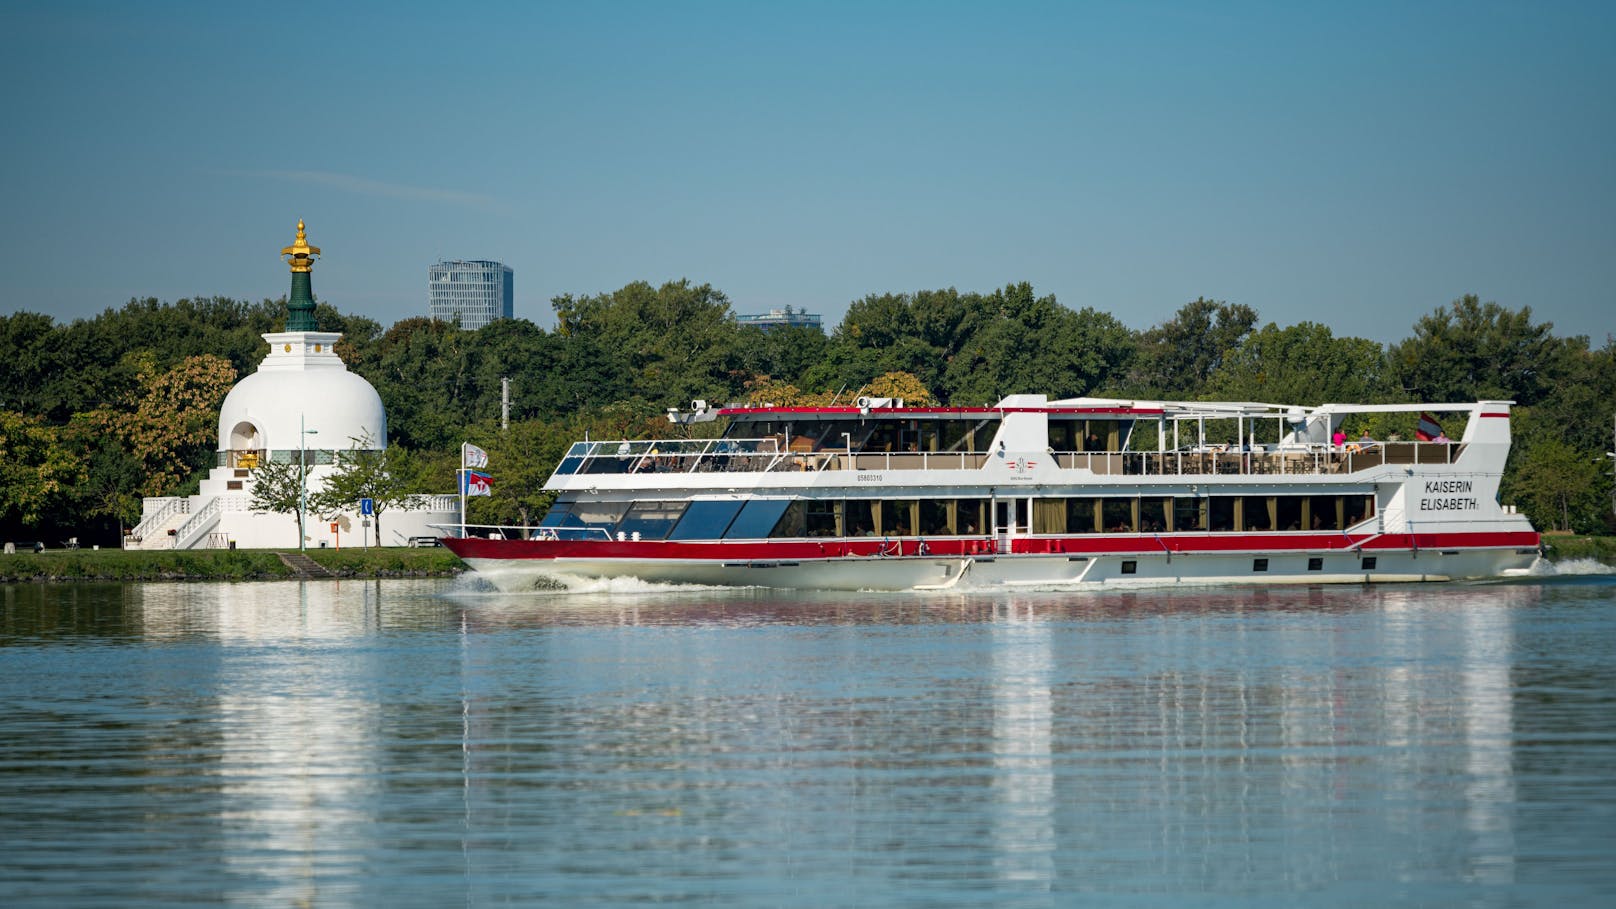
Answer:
[2,571,1615,907]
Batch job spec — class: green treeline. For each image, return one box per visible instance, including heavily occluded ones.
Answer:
[2,282,1612,546]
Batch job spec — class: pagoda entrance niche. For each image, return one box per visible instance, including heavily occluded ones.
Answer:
[228,421,265,468]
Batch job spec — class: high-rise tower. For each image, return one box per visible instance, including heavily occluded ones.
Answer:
[429,259,513,329]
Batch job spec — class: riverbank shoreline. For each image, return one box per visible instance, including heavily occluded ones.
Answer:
[1539,534,1616,565]
[0,547,463,583]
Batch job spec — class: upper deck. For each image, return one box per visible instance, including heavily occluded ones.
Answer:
[547,395,1510,490]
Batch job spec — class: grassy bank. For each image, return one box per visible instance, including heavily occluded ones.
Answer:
[0,546,464,583]
[1539,534,1616,566]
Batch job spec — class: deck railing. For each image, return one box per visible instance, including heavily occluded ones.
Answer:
[551,438,1462,479]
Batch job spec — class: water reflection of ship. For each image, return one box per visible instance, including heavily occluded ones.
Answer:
[455,583,1537,891]
[451,584,1394,632]
[977,585,1535,889]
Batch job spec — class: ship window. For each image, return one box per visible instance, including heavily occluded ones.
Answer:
[1067,497,1100,533]
[1307,557,1323,571]
[539,504,571,527]
[1361,556,1377,570]
[616,501,687,540]
[1345,495,1375,528]
[668,500,744,540]
[1241,495,1274,532]
[1101,498,1136,533]
[939,418,1000,453]
[938,419,968,452]
[724,499,791,540]
[919,500,951,535]
[1082,421,1117,452]
[844,500,877,536]
[1141,497,1170,534]
[804,501,838,537]
[1208,497,1236,532]
[769,500,807,537]
[1049,419,1080,452]
[1253,558,1269,572]
[567,501,630,530]
[1031,498,1066,534]
[1276,496,1304,531]
[1172,497,1205,532]
[1120,560,1137,574]
[955,498,989,535]
[1308,495,1342,531]
[885,500,918,535]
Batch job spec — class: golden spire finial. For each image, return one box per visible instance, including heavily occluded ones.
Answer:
[280,218,321,273]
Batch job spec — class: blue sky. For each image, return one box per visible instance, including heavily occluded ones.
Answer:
[4,0,1612,343]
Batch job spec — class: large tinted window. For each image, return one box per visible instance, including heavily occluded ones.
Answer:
[617,501,688,540]
[668,500,744,540]
[724,499,792,539]
[539,504,572,527]
[569,501,630,529]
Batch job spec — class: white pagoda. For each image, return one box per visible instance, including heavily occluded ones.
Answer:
[126,222,457,550]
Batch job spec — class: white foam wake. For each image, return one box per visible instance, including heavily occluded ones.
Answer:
[532,573,740,595]
[452,568,741,596]
[1535,557,1616,576]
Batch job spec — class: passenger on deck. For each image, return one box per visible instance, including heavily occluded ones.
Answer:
[1434,430,1451,443]
[1331,428,1347,448]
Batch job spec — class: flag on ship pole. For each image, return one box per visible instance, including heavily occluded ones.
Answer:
[462,471,493,497]
[459,442,491,536]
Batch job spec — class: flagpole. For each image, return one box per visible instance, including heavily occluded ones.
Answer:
[459,443,467,538]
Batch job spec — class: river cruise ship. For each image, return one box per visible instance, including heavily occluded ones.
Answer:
[442,395,1541,591]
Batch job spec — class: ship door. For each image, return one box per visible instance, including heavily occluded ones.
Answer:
[994,499,1020,548]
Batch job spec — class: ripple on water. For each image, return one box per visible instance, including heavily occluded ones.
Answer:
[1,576,1615,906]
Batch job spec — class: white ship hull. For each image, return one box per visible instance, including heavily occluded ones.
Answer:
[457,545,1540,593]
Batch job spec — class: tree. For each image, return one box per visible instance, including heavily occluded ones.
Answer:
[1505,438,1610,533]
[0,410,82,528]
[248,456,309,543]
[942,284,1136,404]
[551,280,747,406]
[312,434,413,545]
[1205,322,1390,405]
[122,353,238,496]
[63,409,144,534]
[863,371,934,405]
[1129,298,1257,397]
[464,420,576,528]
[1388,295,1564,405]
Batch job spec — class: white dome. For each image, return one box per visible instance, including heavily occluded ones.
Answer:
[217,331,387,454]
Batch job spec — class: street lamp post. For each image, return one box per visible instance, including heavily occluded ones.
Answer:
[299,414,318,551]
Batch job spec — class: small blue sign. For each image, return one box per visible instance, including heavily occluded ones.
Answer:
[360,497,374,516]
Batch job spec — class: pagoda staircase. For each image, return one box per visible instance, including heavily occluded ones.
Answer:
[277,552,334,579]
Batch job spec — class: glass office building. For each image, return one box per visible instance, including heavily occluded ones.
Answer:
[429,260,514,329]
[734,307,823,331]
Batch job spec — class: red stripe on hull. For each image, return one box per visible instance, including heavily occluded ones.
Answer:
[443,530,1541,563]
